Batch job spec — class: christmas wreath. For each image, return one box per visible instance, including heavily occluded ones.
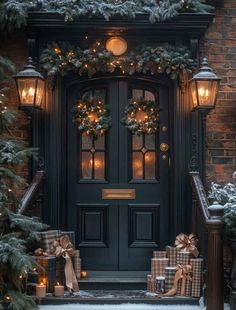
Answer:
[72,97,111,138]
[122,98,159,135]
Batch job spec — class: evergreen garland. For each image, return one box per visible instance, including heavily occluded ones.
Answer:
[122,98,159,135]
[40,42,195,80]
[0,55,47,309]
[0,0,214,32]
[71,96,111,138]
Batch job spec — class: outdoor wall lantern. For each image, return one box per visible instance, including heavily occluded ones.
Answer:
[15,57,45,111]
[190,57,221,113]
[106,36,127,56]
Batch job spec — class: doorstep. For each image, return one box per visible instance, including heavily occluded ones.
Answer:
[39,290,200,305]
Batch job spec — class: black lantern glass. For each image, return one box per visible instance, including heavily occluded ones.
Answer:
[190,58,221,111]
[15,57,45,110]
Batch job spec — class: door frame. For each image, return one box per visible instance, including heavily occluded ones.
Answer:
[43,72,192,245]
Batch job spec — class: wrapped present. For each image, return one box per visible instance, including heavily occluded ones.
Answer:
[191,258,203,298]
[74,250,81,280]
[153,251,166,258]
[177,251,191,265]
[177,276,191,296]
[35,256,56,293]
[38,230,61,253]
[147,274,156,292]
[151,258,169,278]
[165,267,176,291]
[51,235,79,293]
[166,246,178,267]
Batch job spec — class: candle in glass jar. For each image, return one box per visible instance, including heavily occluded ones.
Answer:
[36,283,46,298]
[54,282,64,297]
[81,271,88,278]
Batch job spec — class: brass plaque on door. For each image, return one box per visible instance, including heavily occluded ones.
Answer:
[102,189,136,200]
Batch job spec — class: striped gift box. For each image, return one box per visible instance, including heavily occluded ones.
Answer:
[177,251,191,265]
[153,251,167,258]
[38,230,61,253]
[166,246,178,267]
[147,274,156,292]
[165,267,176,291]
[74,250,81,279]
[191,258,203,297]
[151,258,169,278]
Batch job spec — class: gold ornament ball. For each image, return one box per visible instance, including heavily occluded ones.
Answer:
[135,110,148,122]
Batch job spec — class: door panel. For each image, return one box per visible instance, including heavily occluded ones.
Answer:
[67,78,169,270]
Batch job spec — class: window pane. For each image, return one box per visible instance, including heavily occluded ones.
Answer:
[132,152,143,179]
[145,134,155,150]
[145,152,156,180]
[81,152,93,179]
[94,135,105,150]
[132,89,143,100]
[94,152,105,179]
[132,135,143,150]
[82,134,93,150]
[145,90,155,101]
[82,90,93,100]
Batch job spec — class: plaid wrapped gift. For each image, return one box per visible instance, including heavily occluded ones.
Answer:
[151,258,169,278]
[185,278,192,296]
[38,230,61,253]
[177,251,191,265]
[165,267,176,291]
[147,274,156,292]
[153,251,167,258]
[176,276,192,296]
[35,256,56,293]
[166,246,178,267]
[191,258,203,298]
[74,250,81,279]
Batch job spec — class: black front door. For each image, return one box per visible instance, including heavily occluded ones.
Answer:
[67,78,170,270]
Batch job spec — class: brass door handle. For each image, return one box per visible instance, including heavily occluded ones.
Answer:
[160,143,169,152]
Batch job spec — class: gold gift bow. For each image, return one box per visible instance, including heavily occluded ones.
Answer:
[174,233,199,258]
[157,264,192,298]
[52,235,79,293]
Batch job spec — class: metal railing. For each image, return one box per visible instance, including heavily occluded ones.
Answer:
[18,170,45,216]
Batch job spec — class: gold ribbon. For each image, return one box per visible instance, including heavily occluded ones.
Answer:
[174,233,199,258]
[52,235,79,293]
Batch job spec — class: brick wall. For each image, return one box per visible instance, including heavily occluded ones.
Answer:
[201,0,236,183]
[0,32,29,198]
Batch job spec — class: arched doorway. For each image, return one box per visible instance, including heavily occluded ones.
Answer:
[66,77,171,270]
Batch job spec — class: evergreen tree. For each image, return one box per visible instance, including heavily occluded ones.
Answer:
[0,56,47,310]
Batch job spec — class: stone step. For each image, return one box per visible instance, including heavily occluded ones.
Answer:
[79,271,147,290]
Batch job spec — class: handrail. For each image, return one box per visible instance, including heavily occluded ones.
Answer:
[18,170,45,215]
[190,171,224,310]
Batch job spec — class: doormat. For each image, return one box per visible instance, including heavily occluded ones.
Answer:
[39,305,200,310]
[39,304,230,310]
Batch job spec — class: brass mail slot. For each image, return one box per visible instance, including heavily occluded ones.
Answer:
[102,189,136,200]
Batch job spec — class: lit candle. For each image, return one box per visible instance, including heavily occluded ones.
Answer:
[36,282,46,298]
[54,282,64,297]
[81,271,88,278]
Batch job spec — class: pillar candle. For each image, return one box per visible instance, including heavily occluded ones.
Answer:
[54,283,64,297]
[36,283,46,298]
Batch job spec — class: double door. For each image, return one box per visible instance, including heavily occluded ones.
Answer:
[67,78,170,270]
